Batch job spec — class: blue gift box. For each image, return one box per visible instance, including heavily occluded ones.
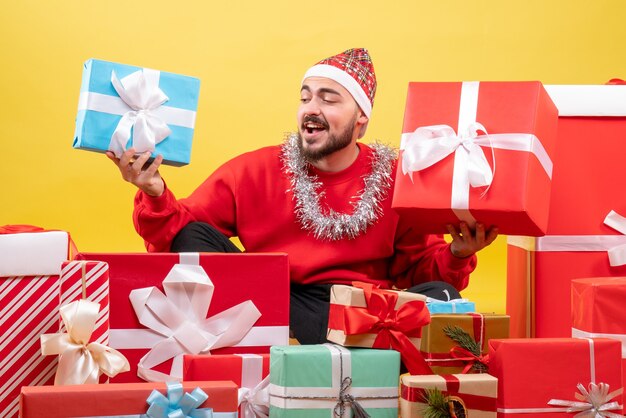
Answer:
[426,298,476,314]
[73,59,200,166]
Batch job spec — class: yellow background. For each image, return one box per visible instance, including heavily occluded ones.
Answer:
[2,0,625,314]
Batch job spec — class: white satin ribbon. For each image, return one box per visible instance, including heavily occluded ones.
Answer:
[573,328,626,358]
[239,376,270,418]
[238,354,270,418]
[128,258,262,382]
[40,299,130,385]
[106,69,171,157]
[400,81,552,225]
[604,211,626,266]
[401,123,495,188]
[507,211,626,267]
[109,326,288,349]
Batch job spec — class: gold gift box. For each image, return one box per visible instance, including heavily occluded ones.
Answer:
[400,373,497,418]
[327,284,427,348]
[420,313,509,374]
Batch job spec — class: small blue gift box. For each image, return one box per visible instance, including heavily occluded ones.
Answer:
[426,298,476,314]
[73,59,200,166]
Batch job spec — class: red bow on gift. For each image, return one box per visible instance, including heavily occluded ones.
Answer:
[341,282,433,375]
[0,224,46,234]
[449,346,490,374]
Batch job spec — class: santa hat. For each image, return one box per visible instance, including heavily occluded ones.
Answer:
[302,48,376,118]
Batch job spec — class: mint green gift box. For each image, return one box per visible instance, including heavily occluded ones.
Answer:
[269,344,400,418]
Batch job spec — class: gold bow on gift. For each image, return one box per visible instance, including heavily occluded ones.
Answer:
[40,299,130,385]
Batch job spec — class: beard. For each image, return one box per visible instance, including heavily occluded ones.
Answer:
[297,114,358,162]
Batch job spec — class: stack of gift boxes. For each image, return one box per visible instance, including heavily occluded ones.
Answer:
[1,60,625,418]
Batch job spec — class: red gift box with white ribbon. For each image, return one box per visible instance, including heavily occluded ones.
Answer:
[507,84,626,339]
[392,81,558,236]
[184,353,270,418]
[76,252,289,383]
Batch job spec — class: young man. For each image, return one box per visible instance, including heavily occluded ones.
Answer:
[107,48,498,344]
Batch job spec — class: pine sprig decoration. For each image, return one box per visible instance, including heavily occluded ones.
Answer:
[443,325,488,373]
[421,387,450,418]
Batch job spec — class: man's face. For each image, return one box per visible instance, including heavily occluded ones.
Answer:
[297,77,368,162]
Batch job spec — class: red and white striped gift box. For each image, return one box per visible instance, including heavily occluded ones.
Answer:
[0,228,72,418]
[59,260,109,346]
[0,275,61,418]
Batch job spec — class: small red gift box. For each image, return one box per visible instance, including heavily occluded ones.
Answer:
[392,81,558,236]
[506,84,626,338]
[76,252,289,383]
[183,353,269,387]
[184,353,270,418]
[20,380,238,417]
[489,338,623,417]
[0,227,73,418]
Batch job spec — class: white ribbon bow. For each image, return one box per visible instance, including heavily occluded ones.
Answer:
[108,68,172,157]
[548,382,623,417]
[604,210,626,266]
[239,376,270,418]
[402,123,496,192]
[129,263,262,382]
[40,299,130,385]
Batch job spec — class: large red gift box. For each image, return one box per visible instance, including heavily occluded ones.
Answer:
[76,252,290,383]
[20,380,238,417]
[489,338,623,417]
[392,81,558,235]
[0,227,72,418]
[507,85,626,338]
[572,277,626,397]
[184,353,270,418]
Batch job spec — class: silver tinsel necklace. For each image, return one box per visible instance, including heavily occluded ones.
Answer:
[281,133,396,241]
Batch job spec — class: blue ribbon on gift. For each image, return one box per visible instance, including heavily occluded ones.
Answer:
[79,382,237,418]
[145,382,213,418]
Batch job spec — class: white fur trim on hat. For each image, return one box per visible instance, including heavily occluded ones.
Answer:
[302,64,372,118]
